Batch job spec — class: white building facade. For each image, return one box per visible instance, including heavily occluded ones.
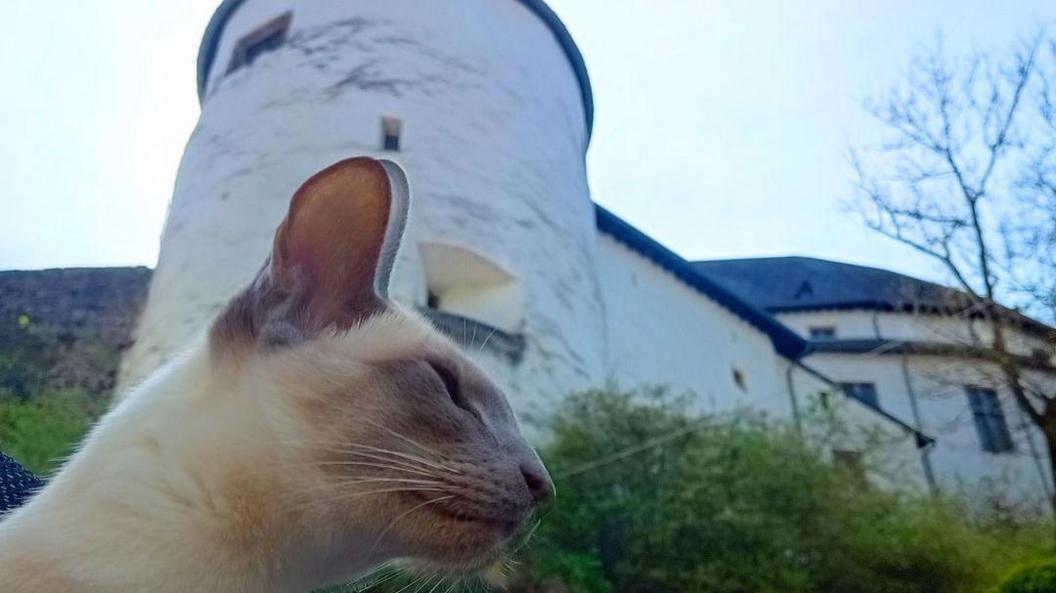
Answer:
[124,0,930,485]
[697,257,1056,512]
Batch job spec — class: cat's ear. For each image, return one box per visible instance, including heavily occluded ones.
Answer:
[270,157,410,329]
[374,159,410,299]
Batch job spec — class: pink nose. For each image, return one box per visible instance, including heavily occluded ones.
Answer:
[520,462,554,506]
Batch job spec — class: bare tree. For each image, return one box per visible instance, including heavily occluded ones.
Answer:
[850,32,1056,515]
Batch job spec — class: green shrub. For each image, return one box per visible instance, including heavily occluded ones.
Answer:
[517,387,1050,593]
[0,389,103,475]
[994,558,1056,593]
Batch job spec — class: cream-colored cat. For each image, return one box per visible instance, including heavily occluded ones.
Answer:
[0,157,553,592]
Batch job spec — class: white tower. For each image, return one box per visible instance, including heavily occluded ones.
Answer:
[122,0,604,425]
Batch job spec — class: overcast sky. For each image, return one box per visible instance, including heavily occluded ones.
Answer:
[2,1,1054,288]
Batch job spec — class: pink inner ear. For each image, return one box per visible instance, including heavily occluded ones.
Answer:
[271,157,394,328]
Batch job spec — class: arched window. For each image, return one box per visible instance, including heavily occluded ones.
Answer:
[418,243,525,360]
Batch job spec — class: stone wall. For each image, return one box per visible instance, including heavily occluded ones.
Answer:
[0,268,151,396]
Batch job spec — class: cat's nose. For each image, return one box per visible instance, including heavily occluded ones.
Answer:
[520,461,554,507]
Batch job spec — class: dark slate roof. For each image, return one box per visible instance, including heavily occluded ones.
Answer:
[690,257,969,313]
[196,0,594,142]
[692,256,1055,338]
[595,206,808,360]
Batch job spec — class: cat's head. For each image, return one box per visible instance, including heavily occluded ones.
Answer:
[208,158,552,579]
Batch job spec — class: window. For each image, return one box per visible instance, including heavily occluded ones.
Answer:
[966,387,1014,454]
[227,12,293,74]
[840,382,879,408]
[732,368,747,392]
[1031,348,1051,365]
[381,116,402,151]
[832,449,867,484]
[809,326,837,340]
[418,243,525,360]
[793,280,814,300]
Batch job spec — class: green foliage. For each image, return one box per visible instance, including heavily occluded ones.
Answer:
[994,558,1056,593]
[0,389,103,475]
[518,387,1050,593]
[0,316,59,400]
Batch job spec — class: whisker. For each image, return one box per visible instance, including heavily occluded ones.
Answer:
[340,448,453,475]
[362,418,442,457]
[355,564,405,592]
[478,327,498,355]
[290,487,449,511]
[348,444,462,475]
[305,460,444,479]
[392,573,431,593]
[272,436,460,475]
[285,477,445,497]
[306,446,450,477]
[410,573,441,593]
[426,576,448,593]
[369,495,455,554]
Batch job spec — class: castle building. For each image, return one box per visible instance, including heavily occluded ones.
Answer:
[119,0,1052,505]
[698,257,1056,511]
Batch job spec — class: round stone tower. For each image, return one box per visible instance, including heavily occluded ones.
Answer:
[121,0,605,425]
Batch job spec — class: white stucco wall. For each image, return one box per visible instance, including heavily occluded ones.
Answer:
[783,360,930,491]
[595,232,795,417]
[780,309,1052,359]
[121,0,606,427]
[782,307,1055,510]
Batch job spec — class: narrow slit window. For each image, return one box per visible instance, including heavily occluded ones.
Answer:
[840,382,879,408]
[809,326,837,340]
[381,116,402,152]
[227,12,293,74]
[966,387,1014,454]
[832,449,867,485]
[732,368,747,392]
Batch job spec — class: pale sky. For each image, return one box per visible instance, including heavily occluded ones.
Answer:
[2,1,1054,288]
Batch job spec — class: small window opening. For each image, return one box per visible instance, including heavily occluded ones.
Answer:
[840,382,879,408]
[420,242,522,332]
[381,116,402,152]
[809,326,837,340]
[793,280,814,300]
[966,387,1014,454]
[732,368,747,392]
[418,243,525,361]
[227,12,293,74]
[832,449,867,485]
[1031,348,1051,365]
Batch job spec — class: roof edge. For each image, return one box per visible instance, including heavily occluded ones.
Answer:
[694,257,1056,339]
[794,360,935,447]
[195,0,594,141]
[594,205,808,360]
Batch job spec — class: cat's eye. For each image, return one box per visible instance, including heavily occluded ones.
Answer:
[428,361,473,413]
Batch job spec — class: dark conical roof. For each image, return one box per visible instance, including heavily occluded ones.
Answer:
[692,256,1054,337]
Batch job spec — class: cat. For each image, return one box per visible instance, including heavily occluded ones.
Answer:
[0,157,553,592]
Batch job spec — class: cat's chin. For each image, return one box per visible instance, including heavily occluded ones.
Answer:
[421,509,519,566]
[381,507,520,571]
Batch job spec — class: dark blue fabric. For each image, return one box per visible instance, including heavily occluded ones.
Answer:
[0,452,41,513]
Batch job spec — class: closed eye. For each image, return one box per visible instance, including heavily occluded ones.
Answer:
[427,361,473,414]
